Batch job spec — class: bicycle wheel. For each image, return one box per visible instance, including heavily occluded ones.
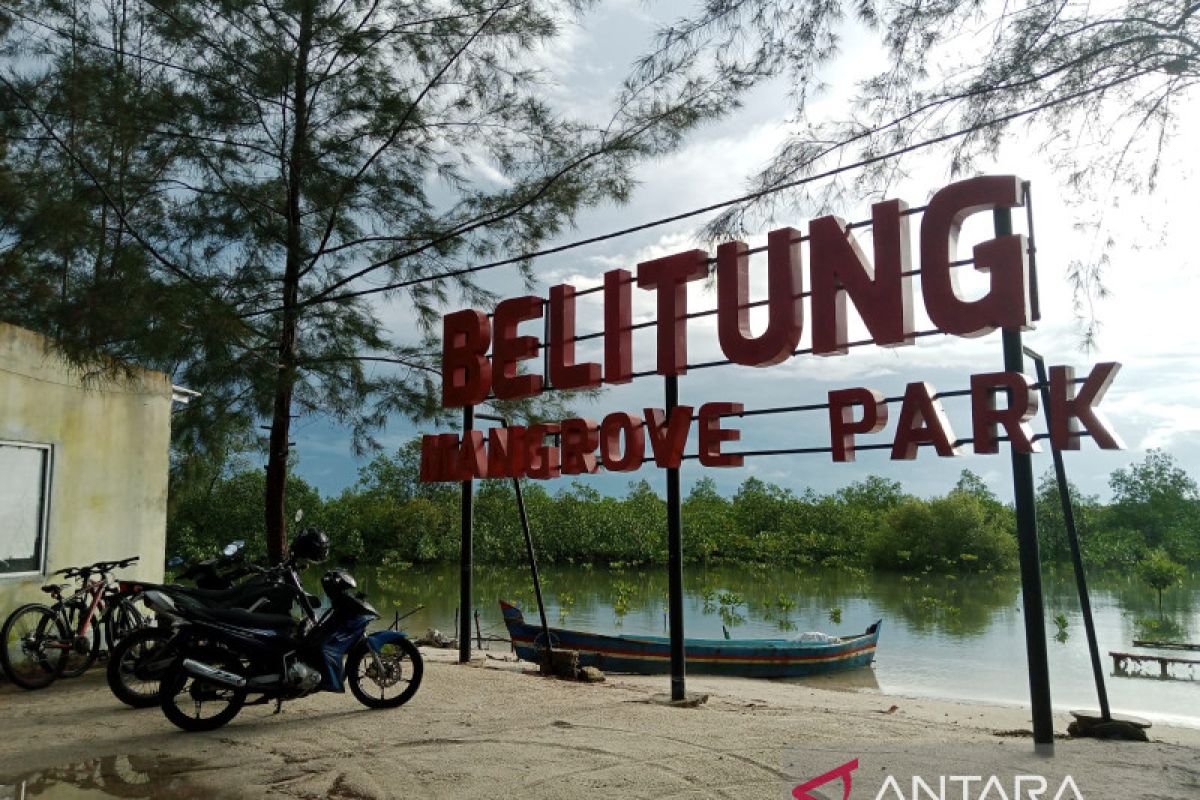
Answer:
[107,626,175,708]
[55,598,100,678]
[1,604,69,690]
[103,596,147,651]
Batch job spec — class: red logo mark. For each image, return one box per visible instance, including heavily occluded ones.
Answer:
[792,758,859,800]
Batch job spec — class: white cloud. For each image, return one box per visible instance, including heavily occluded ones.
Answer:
[295,0,1200,504]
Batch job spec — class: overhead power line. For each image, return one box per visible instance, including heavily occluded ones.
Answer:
[277,65,1158,316]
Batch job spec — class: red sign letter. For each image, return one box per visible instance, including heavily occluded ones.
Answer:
[920,175,1030,337]
[599,413,644,472]
[698,402,743,467]
[828,387,889,462]
[1049,363,1123,450]
[420,433,460,482]
[549,284,601,391]
[970,371,1038,454]
[891,382,960,459]
[492,295,545,401]
[645,406,694,468]
[457,430,487,480]
[717,227,804,366]
[964,371,1041,453]
[487,427,524,479]
[442,310,491,407]
[604,269,633,385]
[637,250,709,375]
[524,423,561,479]
[811,199,914,355]
[561,418,600,475]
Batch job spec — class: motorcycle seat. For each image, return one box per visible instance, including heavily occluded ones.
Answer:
[172,584,260,604]
[139,581,272,607]
[191,604,297,632]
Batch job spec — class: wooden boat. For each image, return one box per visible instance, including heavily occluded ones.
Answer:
[500,600,880,678]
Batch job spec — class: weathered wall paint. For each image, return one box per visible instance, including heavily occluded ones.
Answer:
[0,321,170,612]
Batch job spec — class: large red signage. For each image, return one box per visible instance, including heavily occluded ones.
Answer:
[421,175,1122,482]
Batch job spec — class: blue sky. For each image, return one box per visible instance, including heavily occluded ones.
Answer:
[287,1,1200,504]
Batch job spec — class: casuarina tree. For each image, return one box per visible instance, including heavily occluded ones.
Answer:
[2,0,758,560]
[639,0,1199,342]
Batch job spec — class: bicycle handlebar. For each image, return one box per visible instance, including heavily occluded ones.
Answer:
[52,556,140,581]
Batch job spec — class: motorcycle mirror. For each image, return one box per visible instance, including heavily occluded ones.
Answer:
[222,540,245,557]
[167,555,185,568]
[294,509,304,523]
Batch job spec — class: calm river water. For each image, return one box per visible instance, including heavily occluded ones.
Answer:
[354,563,1200,727]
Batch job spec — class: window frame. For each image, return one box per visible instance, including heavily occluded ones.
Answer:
[0,440,53,580]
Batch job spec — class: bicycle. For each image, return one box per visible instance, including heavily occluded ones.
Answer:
[1,556,145,690]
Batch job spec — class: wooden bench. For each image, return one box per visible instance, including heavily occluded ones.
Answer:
[1132,639,1200,652]
[1110,650,1200,680]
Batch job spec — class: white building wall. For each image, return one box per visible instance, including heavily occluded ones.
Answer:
[0,321,171,613]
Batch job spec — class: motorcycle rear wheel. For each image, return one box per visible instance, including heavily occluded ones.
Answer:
[346,637,423,709]
[160,646,247,731]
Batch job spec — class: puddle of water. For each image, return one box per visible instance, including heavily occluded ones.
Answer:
[0,755,221,799]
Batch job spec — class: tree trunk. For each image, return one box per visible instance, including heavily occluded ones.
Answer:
[264,0,315,563]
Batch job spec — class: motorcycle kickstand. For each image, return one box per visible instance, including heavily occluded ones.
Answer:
[273,697,284,715]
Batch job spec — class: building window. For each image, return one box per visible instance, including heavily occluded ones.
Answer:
[0,442,52,577]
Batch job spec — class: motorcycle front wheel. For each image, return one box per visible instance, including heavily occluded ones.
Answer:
[103,596,147,651]
[346,637,423,709]
[107,626,176,708]
[159,646,247,731]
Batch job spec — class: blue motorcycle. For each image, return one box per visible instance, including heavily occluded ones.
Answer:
[149,534,421,731]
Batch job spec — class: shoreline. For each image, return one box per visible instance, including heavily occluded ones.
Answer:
[815,678,1200,733]
[2,647,1198,798]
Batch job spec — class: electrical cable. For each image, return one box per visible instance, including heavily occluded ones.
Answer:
[286,67,1157,314]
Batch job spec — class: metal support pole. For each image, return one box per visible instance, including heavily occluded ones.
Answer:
[665,374,686,701]
[1027,348,1111,721]
[459,404,475,663]
[997,207,1054,753]
[478,413,554,657]
[512,450,553,651]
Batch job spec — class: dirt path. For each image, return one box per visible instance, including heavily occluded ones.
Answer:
[2,649,1198,799]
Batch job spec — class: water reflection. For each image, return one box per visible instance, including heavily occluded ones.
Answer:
[350,562,1200,726]
[357,563,1031,640]
[0,756,215,799]
[864,573,1021,637]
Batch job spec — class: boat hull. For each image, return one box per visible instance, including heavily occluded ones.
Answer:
[500,601,879,678]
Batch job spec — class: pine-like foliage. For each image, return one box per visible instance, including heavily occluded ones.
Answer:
[1,0,746,557]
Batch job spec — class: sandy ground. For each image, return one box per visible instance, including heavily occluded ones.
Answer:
[1,648,1198,799]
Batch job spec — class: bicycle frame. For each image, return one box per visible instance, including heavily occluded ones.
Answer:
[74,579,108,640]
[42,573,111,650]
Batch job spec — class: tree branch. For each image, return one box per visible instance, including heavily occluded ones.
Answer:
[302,0,517,278]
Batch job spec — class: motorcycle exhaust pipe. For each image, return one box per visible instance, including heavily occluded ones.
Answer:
[181,658,246,688]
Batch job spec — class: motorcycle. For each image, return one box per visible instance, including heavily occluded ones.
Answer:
[171,540,253,590]
[106,538,319,708]
[152,564,421,731]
